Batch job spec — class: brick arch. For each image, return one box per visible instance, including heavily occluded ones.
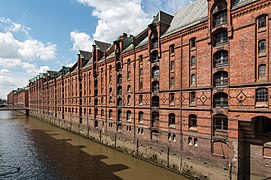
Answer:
[212,141,229,158]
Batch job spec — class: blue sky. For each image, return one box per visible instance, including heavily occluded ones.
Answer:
[0,0,192,99]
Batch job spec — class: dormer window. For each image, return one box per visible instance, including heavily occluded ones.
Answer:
[151,50,159,63]
[212,0,227,28]
[151,31,158,49]
[258,15,267,29]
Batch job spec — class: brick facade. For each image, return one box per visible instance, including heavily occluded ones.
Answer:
[9,0,271,179]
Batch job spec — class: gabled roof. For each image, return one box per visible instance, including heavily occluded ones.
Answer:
[232,0,260,9]
[94,40,111,51]
[151,11,173,26]
[79,50,92,60]
[164,0,208,36]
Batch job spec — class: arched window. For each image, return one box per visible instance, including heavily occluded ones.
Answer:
[117,74,122,84]
[151,31,158,49]
[152,81,159,92]
[191,74,196,85]
[117,86,122,95]
[214,71,228,87]
[212,0,227,27]
[151,50,159,63]
[254,116,271,135]
[139,95,143,105]
[152,96,159,107]
[191,56,196,67]
[168,113,175,126]
[213,114,228,130]
[101,109,104,117]
[189,114,197,130]
[109,109,113,119]
[258,15,267,29]
[214,30,228,46]
[213,92,228,108]
[117,110,122,122]
[152,112,159,126]
[152,66,159,78]
[214,50,228,67]
[169,44,175,54]
[126,111,131,121]
[127,85,131,92]
[138,111,143,122]
[127,95,131,105]
[117,98,122,107]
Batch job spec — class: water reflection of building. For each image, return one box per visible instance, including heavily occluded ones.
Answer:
[8,0,271,179]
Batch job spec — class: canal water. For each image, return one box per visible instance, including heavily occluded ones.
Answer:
[0,111,187,180]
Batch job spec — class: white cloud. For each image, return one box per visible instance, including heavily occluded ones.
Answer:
[76,0,151,43]
[0,17,31,35]
[0,69,9,75]
[0,58,49,76]
[0,32,56,61]
[70,31,92,51]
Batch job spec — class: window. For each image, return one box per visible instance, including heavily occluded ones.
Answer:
[258,64,266,79]
[190,92,196,105]
[101,97,104,104]
[170,61,175,71]
[89,108,91,115]
[139,55,143,64]
[109,96,112,103]
[117,86,122,95]
[139,68,143,77]
[213,11,227,27]
[190,38,196,48]
[117,98,122,107]
[127,71,131,80]
[214,30,228,46]
[109,109,112,119]
[151,31,158,49]
[214,50,228,67]
[152,96,159,107]
[169,44,175,54]
[101,109,104,117]
[151,112,159,125]
[117,110,122,122]
[152,81,159,92]
[139,95,143,105]
[151,50,159,63]
[214,114,228,130]
[109,87,112,93]
[168,113,175,126]
[191,56,196,67]
[256,88,268,104]
[258,15,266,29]
[127,95,131,105]
[152,66,159,78]
[109,65,112,71]
[213,93,228,108]
[214,71,228,87]
[189,114,197,130]
[117,74,122,84]
[126,111,131,122]
[127,85,131,92]
[139,81,143,91]
[255,116,271,135]
[258,40,266,54]
[109,75,112,83]
[127,59,131,66]
[191,74,196,85]
[170,77,175,88]
[139,112,143,122]
[170,93,174,105]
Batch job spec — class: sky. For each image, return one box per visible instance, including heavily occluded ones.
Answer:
[0,0,193,99]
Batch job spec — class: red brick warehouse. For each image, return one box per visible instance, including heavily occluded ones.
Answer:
[13,0,271,179]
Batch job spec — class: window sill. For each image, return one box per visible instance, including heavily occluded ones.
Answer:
[258,52,267,58]
[255,102,268,108]
[189,102,196,107]
[258,27,266,33]
[189,127,198,131]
